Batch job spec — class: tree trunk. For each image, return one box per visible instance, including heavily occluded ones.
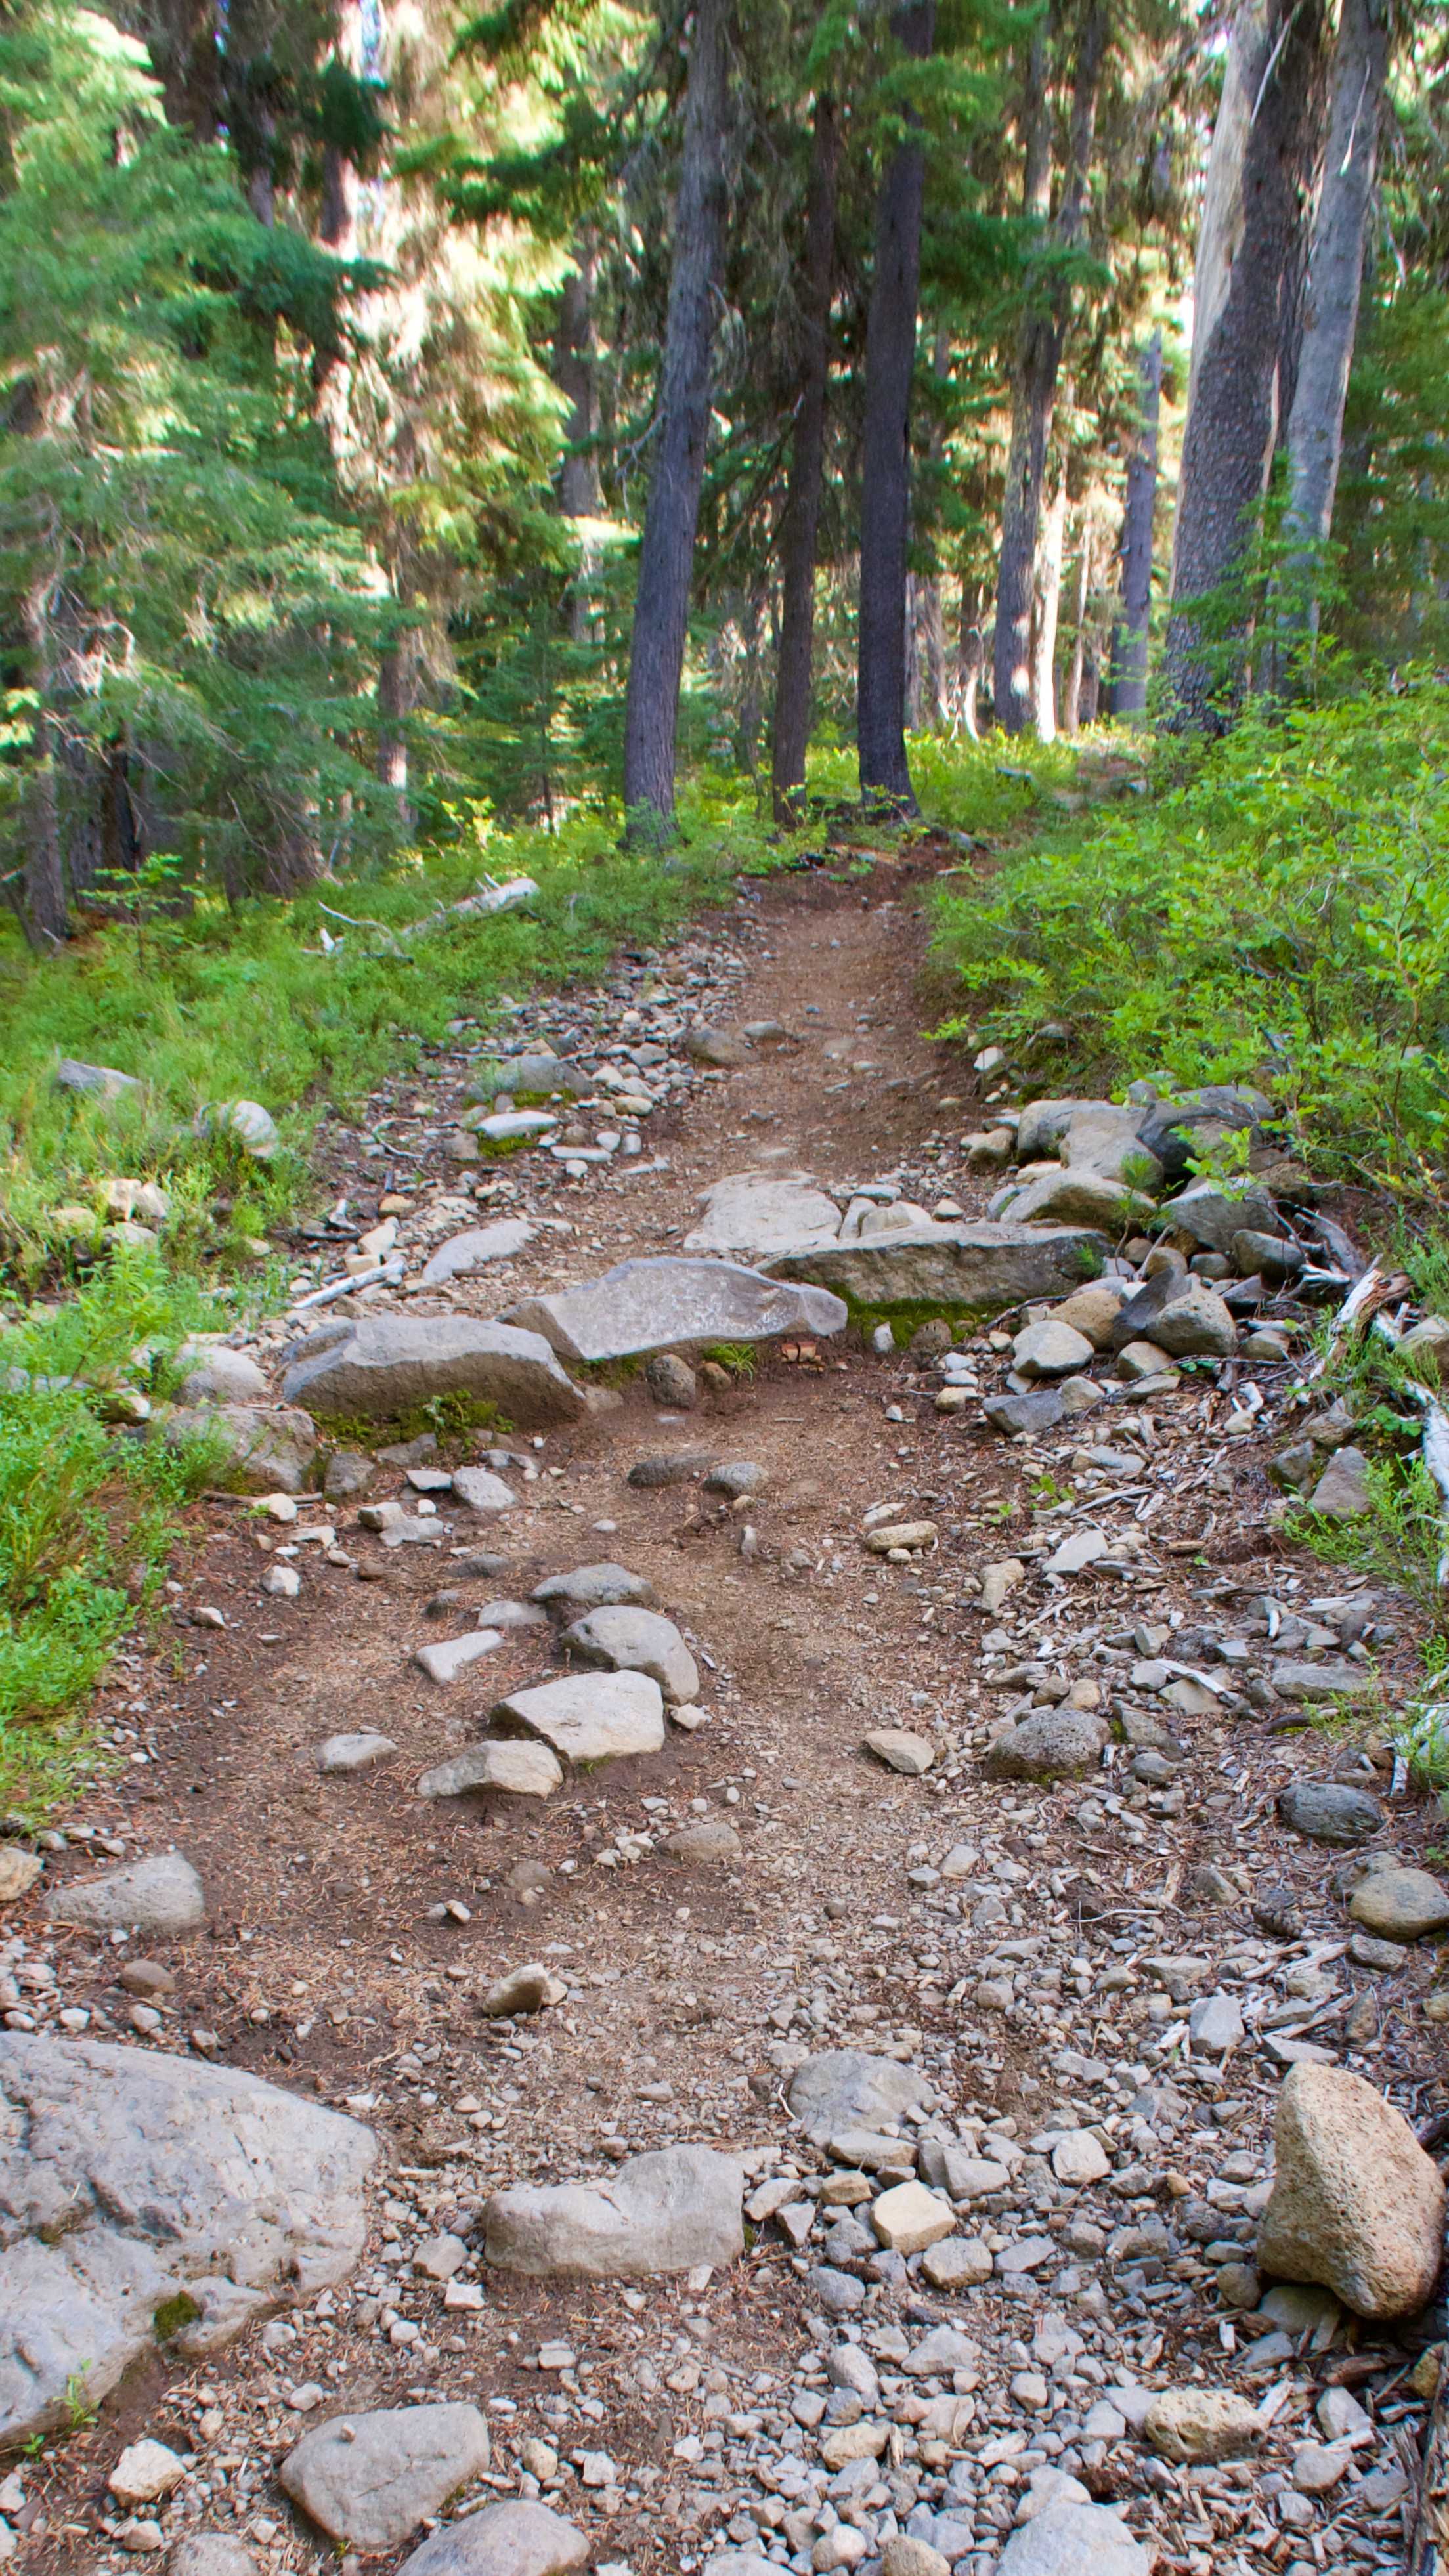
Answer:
[958,608,983,741]
[1111,327,1161,716]
[1163,0,1329,729]
[920,576,949,727]
[1279,0,1389,647]
[149,0,219,138]
[621,0,731,840]
[993,0,1109,736]
[1063,521,1092,733]
[771,89,838,823]
[1031,465,1068,742]
[857,0,936,811]
[555,240,605,643]
[378,416,419,825]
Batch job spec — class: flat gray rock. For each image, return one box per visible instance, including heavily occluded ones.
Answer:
[317,1732,398,1774]
[420,1221,536,1285]
[280,2402,490,2548]
[49,1853,204,1937]
[703,1459,768,1497]
[57,1056,142,1100]
[169,2543,258,2576]
[984,1709,1107,1780]
[397,2500,589,2576]
[788,2050,936,2147]
[418,1743,563,1800]
[154,1403,318,1495]
[281,1316,584,1428]
[662,1820,743,1864]
[414,1629,504,1685]
[490,1672,666,1765]
[502,1255,845,1363]
[563,1606,699,1704]
[997,2498,1154,2576]
[765,1222,1104,1314]
[0,2035,375,2444]
[469,1055,591,1102]
[532,1563,655,1613]
[450,1469,519,1514]
[1278,1781,1383,1845]
[177,1347,269,1405]
[484,2144,743,2277]
[684,1169,841,1257]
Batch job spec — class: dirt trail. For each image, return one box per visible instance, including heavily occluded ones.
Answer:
[10,848,1437,2576]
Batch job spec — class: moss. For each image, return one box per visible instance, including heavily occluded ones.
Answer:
[153,2290,202,2341]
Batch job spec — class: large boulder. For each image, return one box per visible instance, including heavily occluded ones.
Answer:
[997,2499,1154,2576]
[490,1671,666,1765]
[398,2502,588,2576]
[0,2036,376,2444]
[788,2050,936,2147]
[1257,2061,1446,2320]
[684,1169,842,1258]
[280,2403,491,2548]
[766,1222,1104,1314]
[281,1315,585,1427]
[563,1606,699,1703]
[502,1255,845,1363]
[483,2144,743,2278]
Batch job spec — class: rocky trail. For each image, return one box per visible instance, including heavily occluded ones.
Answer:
[3,844,1449,2576]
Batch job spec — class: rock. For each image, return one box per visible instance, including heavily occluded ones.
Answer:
[1136,1085,1271,1182]
[808,2264,865,2317]
[324,1451,376,1500]
[863,1729,934,1776]
[685,1169,842,1258]
[420,1222,536,1285]
[195,1100,279,1159]
[318,1732,397,1774]
[1012,1320,1095,1379]
[1045,1526,1108,1574]
[533,1563,656,1614]
[1278,1781,1383,1844]
[502,1255,845,1363]
[1188,1992,1244,2056]
[1052,1280,1132,1349]
[766,1222,1106,1316]
[996,2499,1153,2576]
[1272,1658,1377,1704]
[1001,1170,1154,1231]
[684,1023,752,1067]
[1051,2131,1110,2187]
[451,1469,518,1514]
[469,1054,590,1104]
[979,1558,1025,1614]
[484,2145,743,2278]
[414,1631,505,1686]
[871,2181,955,2254]
[282,1316,584,1429]
[177,1345,269,1405]
[1399,1316,1449,1384]
[863,1518,937,1554]
[1257,2061,1447,2319]
[882,2535,951,2576]
[984,1709,1106,1781]
[262,1561,300,1600]
[49,1853,204,1937]
[475,1600,549,1633]
[479,1965,565,2018]
[984,1388,1066,1438]
[395,2500,588,2576]
[418,1744,562,1801]
[1349,1866,1449,1941]
[0,1849,41,1905]
[0,2034,375,2443]
[110,2441,186,2503]
[169,2540,257,2576]
[1144,2388,1262,2463]
[1307,1446,1372,1517]
[1112,1271,1236,1359]
[1164,1177,1279,1253]
[644,1352,698,1407]
[155,1403,318,1495]
[788,2051,935,2146]
[279,2403,491,2548]
[703,1459,768,1498]
[662,1821,743,1865]
[920,2235,993,2290]
[57,1056,142,1100]
[563,1606,698,1704]
[490,1672,665,1765]
[628,1449,711,1488]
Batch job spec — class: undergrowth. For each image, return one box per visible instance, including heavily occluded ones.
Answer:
[930,674,1449,1197]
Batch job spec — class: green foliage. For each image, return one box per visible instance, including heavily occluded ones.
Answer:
[930,678,1449,1193]
[1291,1455,1448,1637]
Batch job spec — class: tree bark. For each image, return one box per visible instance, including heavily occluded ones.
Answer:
[1063,519,1092,733]
[1163,0,1329,729]
[1110,327,1161,716]
[148,0,219,138]
[771,89,838,823]
[993,0,1109,737]
[378,416,419,825]
[857,0,936,811]
[555,239,605,643]
[1031,464,1068,742]
[1280,0,1389,647]
[958,604,983,740]
[621,0,731,840]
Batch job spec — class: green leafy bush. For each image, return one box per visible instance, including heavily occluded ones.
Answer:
[930,677,1449,1193]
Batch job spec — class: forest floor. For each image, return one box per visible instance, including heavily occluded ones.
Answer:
[3,836,1442,2576]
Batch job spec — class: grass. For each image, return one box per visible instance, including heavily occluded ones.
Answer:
[929,674,1449,1197]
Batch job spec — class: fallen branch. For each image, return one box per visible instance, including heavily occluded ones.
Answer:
[289,1258,404,1314]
